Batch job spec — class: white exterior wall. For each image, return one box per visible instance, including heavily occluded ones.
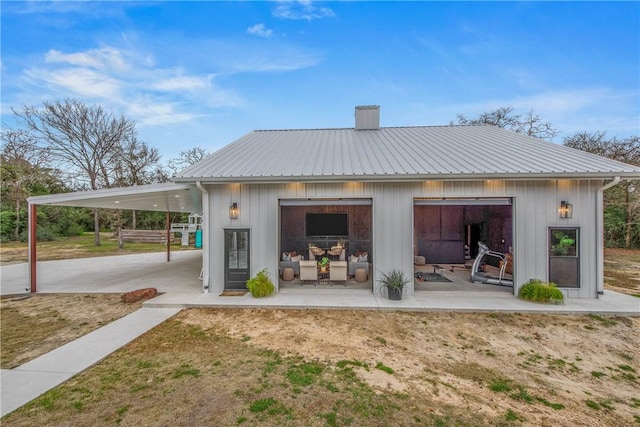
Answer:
[510,179,601,299]
[202,179,604,298]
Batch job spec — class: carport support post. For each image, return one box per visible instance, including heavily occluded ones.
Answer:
[29,203,37,293]
[166,211,171,262]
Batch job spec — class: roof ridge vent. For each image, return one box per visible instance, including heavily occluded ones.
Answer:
[355,105,380,130]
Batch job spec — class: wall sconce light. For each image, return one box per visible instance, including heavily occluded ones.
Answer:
[229,203,239,219]
[559,201,573,219]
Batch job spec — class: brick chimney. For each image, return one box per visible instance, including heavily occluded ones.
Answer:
[355,105,380,130]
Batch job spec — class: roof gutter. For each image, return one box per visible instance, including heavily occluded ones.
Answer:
[174,171,640,185]
[596,176,621,297]
[196,181,209,293]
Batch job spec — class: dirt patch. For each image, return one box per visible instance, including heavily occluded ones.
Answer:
[177,308,639,426]
[0,294,142,368]
[3,307,638,426]
[604,248,640,295]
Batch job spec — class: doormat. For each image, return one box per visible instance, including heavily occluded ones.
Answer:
[415,272,452,283]
[219,290,248,296]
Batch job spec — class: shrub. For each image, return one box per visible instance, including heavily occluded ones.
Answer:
[246,269,275,298]
[19,226,58,242]
[518,279,564,304]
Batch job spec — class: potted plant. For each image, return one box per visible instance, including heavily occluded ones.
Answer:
[377,268,410,300]
[318,256,330,273]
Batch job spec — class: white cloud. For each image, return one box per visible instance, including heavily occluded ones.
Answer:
[11,43,247,128]
[273,1,335,21]
[230,50,322,73]
[5,29,322,135]
[45,47,129,71]
[24,67,121,99]
[153,75,214,92]
[247,23,273,38]
[127,100,197,126]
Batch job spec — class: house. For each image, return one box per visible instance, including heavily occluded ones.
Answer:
[172,105,640,299]
[26,106,640,299]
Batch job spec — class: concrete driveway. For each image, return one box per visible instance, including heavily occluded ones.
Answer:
[0,250,203,296]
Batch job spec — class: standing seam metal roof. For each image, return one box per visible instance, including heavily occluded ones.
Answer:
[175,125,640,182]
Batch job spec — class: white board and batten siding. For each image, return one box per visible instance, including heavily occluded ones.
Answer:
[202,179,604,298]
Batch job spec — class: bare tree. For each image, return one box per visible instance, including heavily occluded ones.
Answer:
[166,147,210,176]
[13,99,136,245]
[563,132,640,163]
[454,106,558,140]
[112,136,161,187]
[564,132,640,247]
[112,136,162,229]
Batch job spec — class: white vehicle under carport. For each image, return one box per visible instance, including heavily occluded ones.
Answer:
[470,242,513,287]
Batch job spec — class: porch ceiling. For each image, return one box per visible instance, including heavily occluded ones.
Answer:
[27,183,201,213]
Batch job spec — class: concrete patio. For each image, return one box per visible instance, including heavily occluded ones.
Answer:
[1,251,638,315]
[145,285,640,316]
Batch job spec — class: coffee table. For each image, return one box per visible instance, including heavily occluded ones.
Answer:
[318,268,330,285]
[432,265,445,276]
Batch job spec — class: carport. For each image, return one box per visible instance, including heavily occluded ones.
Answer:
[26,182,203,293]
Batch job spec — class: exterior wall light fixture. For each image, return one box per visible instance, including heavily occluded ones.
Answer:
[229,203,239,219]
[559,201,573,219]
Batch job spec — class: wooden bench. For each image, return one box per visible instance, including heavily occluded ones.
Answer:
[118,229,177,244]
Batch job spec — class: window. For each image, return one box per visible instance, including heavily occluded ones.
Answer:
[549,228,579,288]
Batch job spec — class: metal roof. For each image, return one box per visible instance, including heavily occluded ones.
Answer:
[175,125,640,183]
[28,182,201,213]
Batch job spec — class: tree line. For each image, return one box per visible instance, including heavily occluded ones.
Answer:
[2,100,638,247]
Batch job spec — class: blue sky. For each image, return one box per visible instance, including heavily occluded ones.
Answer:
[2,1,639,160]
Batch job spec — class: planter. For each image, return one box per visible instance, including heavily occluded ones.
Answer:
[377,268,409,301]
[387,287,402,300]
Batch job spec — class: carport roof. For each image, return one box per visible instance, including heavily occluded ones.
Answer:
[27,182,201,213]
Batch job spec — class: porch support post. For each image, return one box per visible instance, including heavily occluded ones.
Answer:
[166,211,171,262]
[28,203,37,293]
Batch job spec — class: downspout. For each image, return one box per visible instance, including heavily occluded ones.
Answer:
[596,176,621,297]
[196,181,210,293]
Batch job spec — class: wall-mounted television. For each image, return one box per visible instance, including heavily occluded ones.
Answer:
[306,213,348,236]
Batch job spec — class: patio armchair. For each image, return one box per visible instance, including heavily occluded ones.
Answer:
[329,261,347,282]
[299,260,318,282]
[327,245,344,260]
[308,246,326,260]
[280,253,302,277]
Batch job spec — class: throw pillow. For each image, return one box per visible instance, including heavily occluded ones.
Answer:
[358,252,368,262]
[350,255,359,263]
[282,252,291,262]
[291,255,302,262]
